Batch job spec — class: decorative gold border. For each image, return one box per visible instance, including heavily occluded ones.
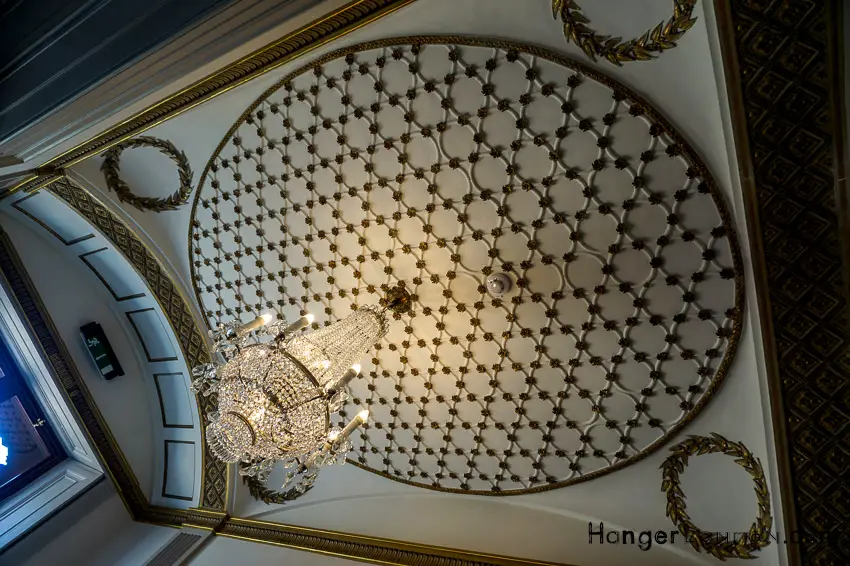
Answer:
[190,35,746,496]
[79,247,147,302]
[218,518,572,566]
[0,0,417,200]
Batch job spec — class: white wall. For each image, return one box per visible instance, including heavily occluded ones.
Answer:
[188,536,360,566]
[0,213,158,497]
[0,480,174,566]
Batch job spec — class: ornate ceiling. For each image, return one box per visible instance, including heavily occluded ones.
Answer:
[2,0,827,563]
[190,38,742,494]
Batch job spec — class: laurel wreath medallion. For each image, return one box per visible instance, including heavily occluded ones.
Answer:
[241,472,311,505]
[552,0,698,66]
[100,136,193,212]
[661,434,773,560]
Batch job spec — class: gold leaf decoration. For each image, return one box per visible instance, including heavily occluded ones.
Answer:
[101,136,194,212]
[552,0,698,66]
[240,464,312,505]
[660,433,773,561]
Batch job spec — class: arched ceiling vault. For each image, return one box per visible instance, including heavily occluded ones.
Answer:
[0,178,213,509]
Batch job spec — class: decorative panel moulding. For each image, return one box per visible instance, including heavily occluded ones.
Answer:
[153,372,195,429]
[79,247,147,301]
[163,440,196,501]
[126,308,179,363]
[10,193,95,246]
[190,37,743,495]
[43,177,226,511]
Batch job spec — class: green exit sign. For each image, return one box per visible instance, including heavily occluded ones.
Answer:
[80,322,123,380]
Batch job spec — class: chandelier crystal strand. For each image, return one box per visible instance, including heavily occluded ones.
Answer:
[191,285,409,498]
[283,305,388,388]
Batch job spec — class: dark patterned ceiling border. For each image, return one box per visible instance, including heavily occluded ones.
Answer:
[1,216,564,566]
[0,0,417,201]
[715,0,848,564]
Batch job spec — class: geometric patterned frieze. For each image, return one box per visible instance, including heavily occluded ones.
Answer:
[190,37,743,494]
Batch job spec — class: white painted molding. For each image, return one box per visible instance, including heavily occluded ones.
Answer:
[66,169,212,353]
[1,197,204,509]
[0,460,102,548]
[0,251,104,550]
[0,0,327,163]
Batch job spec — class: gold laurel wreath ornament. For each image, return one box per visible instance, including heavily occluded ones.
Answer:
[552,0,698,66]
[101,136,194,212]
[661,434,773,560]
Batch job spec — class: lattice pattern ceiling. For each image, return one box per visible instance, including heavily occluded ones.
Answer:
[190,38,742,494]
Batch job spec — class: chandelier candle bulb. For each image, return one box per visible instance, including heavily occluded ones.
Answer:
[238,312,274,334]
[325,364,361,395]
[317,429,342,455]
[284,314,314,333]
[338,410,369,442]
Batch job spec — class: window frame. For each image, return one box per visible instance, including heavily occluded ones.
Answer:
[0,339,68,502]
[0,277,102,549]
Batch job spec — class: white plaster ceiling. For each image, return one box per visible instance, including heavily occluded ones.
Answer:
[65,0,786,564]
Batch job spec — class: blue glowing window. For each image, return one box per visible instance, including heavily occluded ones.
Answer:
[0,337,66,502]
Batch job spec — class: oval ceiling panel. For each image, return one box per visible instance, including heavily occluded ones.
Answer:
[189,38,743,494]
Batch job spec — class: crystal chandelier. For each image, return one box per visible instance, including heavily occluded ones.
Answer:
[191,285,411,495]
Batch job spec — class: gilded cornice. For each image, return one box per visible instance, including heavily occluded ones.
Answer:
[0,0,415,201]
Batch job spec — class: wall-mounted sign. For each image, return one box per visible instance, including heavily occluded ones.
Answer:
[80,322,123,380]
